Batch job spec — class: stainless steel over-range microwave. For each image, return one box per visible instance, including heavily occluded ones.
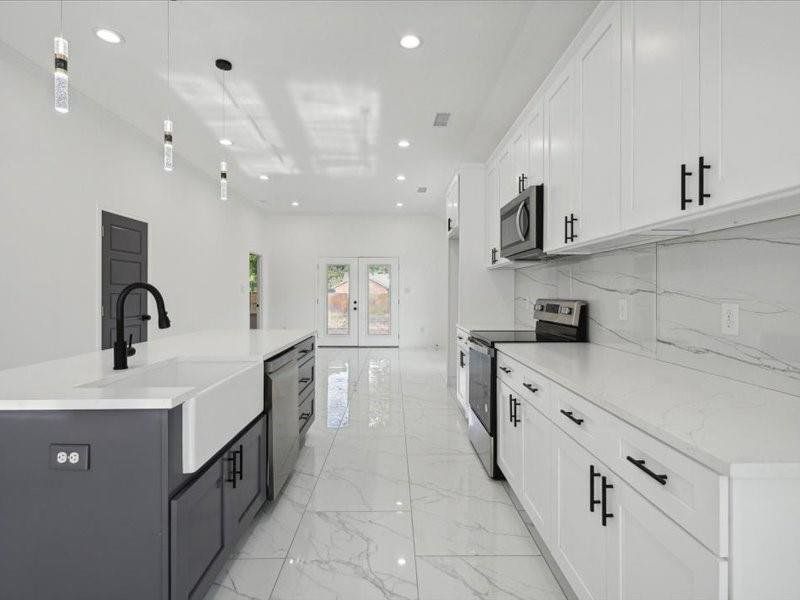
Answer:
[499,183,544,261]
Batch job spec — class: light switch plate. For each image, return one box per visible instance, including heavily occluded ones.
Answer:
[721,303,739,335]
[49,444,90,470]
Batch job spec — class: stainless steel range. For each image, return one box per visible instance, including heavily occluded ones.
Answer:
[467,299,588,478]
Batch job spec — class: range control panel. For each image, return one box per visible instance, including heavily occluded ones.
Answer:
[49,444,90,471]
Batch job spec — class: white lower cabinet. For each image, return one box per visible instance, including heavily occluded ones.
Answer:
[455,332,469,413]
[496,357,731,600]
[553,429,610,600]
[521,401,553,542]
[497,380,523,488]
[605,474,727,600]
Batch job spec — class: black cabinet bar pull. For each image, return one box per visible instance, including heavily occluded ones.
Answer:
[569,213,578,241]
[299,377,311,384]
[512,398,521,427]
[589,464,602,513]
[681,163,693,210]
[491,247,498,265]
[564,215,569,244]
[237,444,244,481]
[509,394,514,423]
[499,366,512,374]
[626,455,668,485]
[459,351,465,368]
[447,217,452,231]
[522,382,538,393]
[698,156,711,206]
[520,173,527,191]
[299,349,310,355]
[559,409,584,426]
[601,476,614,526]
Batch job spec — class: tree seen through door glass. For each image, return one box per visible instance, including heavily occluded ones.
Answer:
[368,264,391,335]
[326,264,350,335]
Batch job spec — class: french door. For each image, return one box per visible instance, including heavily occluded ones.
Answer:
[317,257,399,347]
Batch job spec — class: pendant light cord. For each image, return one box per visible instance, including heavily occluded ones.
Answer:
[222,70,226,141]
[166,0,171,116]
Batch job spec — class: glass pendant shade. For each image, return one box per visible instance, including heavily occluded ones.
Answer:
[220,161,228,201]
[53,36,69,113]
[163,119,174,171]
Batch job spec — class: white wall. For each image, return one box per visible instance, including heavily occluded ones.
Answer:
[262,214,447,348]
[0,42,269,369]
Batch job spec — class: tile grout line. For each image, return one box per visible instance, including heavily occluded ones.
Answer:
[398,349,423,600]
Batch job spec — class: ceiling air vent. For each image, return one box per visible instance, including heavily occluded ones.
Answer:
[433,112,451,127]
[417,186,428,193]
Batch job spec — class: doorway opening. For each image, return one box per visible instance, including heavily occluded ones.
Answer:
[249,253,261,329]
[317,257,399,347]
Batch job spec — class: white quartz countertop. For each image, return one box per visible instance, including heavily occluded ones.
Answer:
[495,342,800,476]
[0,328,315,411]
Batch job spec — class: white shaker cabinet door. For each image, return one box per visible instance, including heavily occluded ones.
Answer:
[522,401,554,543]
[604,475,728,600]
[699,1,800,209]
[621,1,700,229]
[496,380,523,489]
[527,101,545,187]
[553,428,610,600]
[544,65,578,252]
[576,1,622,243]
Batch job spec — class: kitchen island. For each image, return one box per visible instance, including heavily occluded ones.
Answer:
[0,328,315,600]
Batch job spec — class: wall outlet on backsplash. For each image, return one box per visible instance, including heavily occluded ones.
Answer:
[618,298,628,321]
[721,303,740,336]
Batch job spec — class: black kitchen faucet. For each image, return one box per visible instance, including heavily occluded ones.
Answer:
[113,282,171,370]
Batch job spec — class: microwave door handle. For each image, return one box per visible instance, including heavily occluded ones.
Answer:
[515,202,526,241]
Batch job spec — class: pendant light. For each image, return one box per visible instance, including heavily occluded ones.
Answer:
[215,58,232,201]
[163,1,174,171]
[53,0,69,114]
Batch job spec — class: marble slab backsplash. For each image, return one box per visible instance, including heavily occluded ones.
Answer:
[514,214,800,397]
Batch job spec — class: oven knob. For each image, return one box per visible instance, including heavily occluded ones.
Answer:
[559,306,573,315]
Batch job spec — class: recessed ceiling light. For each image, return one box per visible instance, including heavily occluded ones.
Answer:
[291,201,299,207]
[397,139,411,148]
[400,34,421,49]
[396,202,404,207]
[95,28,124,44]
[395,174,406,182]
[259,174,270,181]
[219,138,233,146]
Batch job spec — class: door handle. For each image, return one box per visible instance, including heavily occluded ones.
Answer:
[499,366,512,374]
[299,377,311,384]
[512,398,521,427]
[601,476,614,526]
[681,163,693,210]
[491,247,498,265]
[509,394,514,423]
[564,215,569,244]
[559,409,584,426]
[522,382,538,393]
[698,156,711,206]
[520,173,527,191]
[568,213,578,241]
[589,464,602,512]
[447,217,452,231]
[237,444,243,481]
[459,351,465,368]
[515,202,526,241]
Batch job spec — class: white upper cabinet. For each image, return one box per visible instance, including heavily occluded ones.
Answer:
[544,64,578,252]
[621,1,701,230]
[511,127,529,194]
[575,2,622,243]
[699,1,800,209]
[484,162,504,266]
[497,146,515,208]
[527,102,545,187]
[445,173,459,237]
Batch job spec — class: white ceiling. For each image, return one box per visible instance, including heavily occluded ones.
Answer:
[0,1,596,215]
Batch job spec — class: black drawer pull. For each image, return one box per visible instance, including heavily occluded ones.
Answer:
[299,349,311,355]
[601,476,614,526]
[698,155,711,206]
[299,412,311,421]
[299,377,312,384]
[499,366,512,374]
[559,409,584,426]
[589,464,601,512]
[681,163,693,210]
[508,394,514,423]
[522,382,538,393]
[626,456,668,485]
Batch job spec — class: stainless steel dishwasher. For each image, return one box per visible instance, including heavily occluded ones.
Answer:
[265,347,299,500]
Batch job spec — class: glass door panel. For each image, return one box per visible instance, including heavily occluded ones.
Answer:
[317,258,359,346]
[358,258,399,347]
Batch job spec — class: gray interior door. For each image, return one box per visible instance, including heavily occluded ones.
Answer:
[101,211,148,349]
